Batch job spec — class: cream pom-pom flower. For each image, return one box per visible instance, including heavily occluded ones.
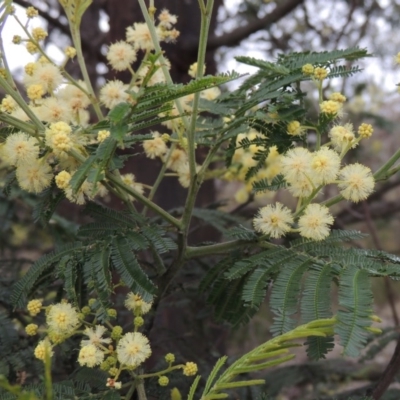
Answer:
[298,203,334,241]
[280,147,313,183]
[116,332,152,368]
[329,123,356,153]
[24,63,63,93]
[338,163,375,202]
[57,82,91,112]
[78,344,104,367]
[3,132,39,166]
[253,202,294,238]
[46,302,80,336]
[16,158,53,193]
[126,22,157,51]
[311,147,341,184]
[36,97,72,123]
[106,41,137,71]
[287,176,315,198]
[99,80,130,109]
[125,293,153,315]
[143,131,168,159]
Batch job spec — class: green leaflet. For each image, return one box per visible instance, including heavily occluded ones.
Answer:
[11,242,83,307]
[301,264,334,360]
[335,266,373,357]
[270,258,311,336]
[110,237,156,301]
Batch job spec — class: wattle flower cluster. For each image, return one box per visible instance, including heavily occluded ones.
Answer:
[27,293,197,390]
[252,78,375,241]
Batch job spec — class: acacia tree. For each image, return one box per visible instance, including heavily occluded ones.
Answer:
[3,1,400,399]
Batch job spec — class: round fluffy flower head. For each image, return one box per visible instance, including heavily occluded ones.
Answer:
[1,95,17,113]
[126,22,156,51]
[287,176,315,198]
[358,123,373,139]
[25,63,63,93]
[36,97,71,123]
[338,163,374,202]
[165,148,188,171]
[287,120,304,136]
[329,123,356,152]
[107,41,137,71]
[100,80,129,109]
[46,302,80,336]
[54,170,71,189]
[116,332,152,368]
[11,35,20,44]
[329,92,346,103]
[97,130,110,143]
[25,323,38,336]
[280,147,313,183]
[16,158,53,193]
[183,362,198,376]
[34,338,53,361]
[58,82,91,112]
[311,147,341,184]
[298,204,334,241]
[302,63,314,75]
[158,9,178,29]
[81,325,111,348]
[143,131,168,159]
[27,84,44,100]
[314,67,328,80]
[125,292,152,315]
[253,202,294,238]
[3,132,39,166]
[78,344,104,367]
[320,100,342,116]
[27,299,42,316]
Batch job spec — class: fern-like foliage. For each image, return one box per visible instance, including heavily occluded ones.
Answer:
[11,203,177,318]
[220,48,372,193]
[201,229,398,357]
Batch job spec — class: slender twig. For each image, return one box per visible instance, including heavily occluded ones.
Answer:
[371,339,400,399]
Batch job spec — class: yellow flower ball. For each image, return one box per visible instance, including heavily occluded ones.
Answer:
[183,362,198,376]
